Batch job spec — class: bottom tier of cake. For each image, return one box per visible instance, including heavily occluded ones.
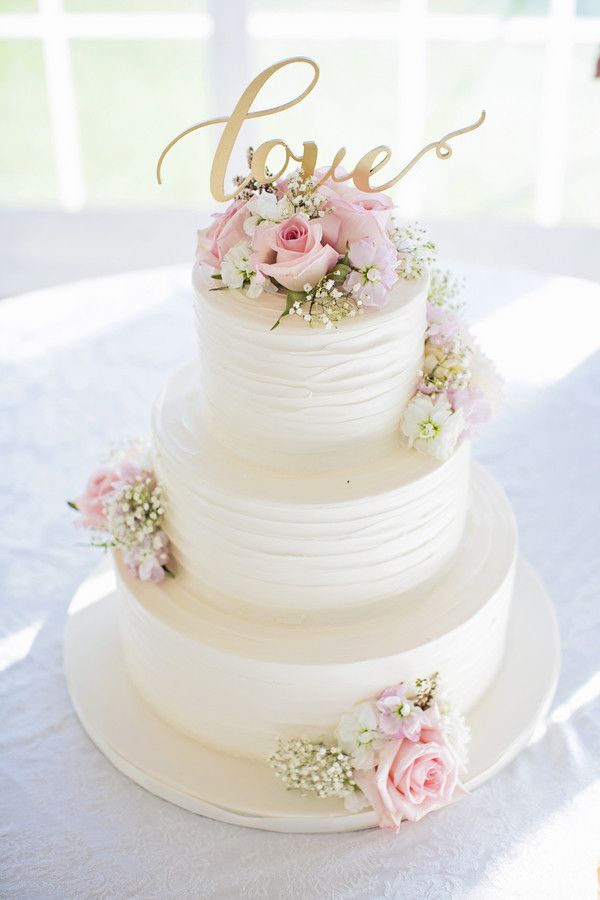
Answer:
[116,464,517,761]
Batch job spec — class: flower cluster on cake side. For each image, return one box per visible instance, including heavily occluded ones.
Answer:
[197,150,435,330]
[269,672,469,831]
[68,440,172,583]
[401,269,504,461]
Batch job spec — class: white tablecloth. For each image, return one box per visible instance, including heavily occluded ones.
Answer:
[2,264,600,900]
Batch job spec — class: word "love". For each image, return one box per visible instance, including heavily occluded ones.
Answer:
[157,57,485,203]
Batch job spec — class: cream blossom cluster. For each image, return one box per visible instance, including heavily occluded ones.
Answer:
[196,152,435,329]
[401,270,503,461]
[269,673,470,831]
[68,440,173,584]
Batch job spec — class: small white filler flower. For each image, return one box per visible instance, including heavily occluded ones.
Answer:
[335,700,380,770]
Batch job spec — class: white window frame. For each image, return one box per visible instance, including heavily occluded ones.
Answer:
[0,0,598,223]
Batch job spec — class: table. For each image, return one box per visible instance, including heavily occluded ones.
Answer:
[2,264,600,899]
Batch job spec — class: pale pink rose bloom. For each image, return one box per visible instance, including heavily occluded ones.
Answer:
[74,466,121,530]
[315,171,395,254]
[354,704,467,831]
[258,216,339,291]
[251,223,278,264]
[320,211,341,249]
[312,167,394,211]
[196,199,250,269]
[116,460,141,486]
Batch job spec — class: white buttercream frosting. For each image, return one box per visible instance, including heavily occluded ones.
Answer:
[192,263,427,465]
[152,365,471,617]
[117,465,517,760]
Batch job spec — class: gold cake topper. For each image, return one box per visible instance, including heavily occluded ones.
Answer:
[157,56,485,202]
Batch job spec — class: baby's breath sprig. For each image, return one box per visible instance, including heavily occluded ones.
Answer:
[270,258,360,331]
[231,147,277,200]
[269,738,356,799]
[412,672,440,710]
[422,336,472,394]
[284,171,327,219]
[389,221,437,280]
[428,268,464,311]
[104,475,165,549]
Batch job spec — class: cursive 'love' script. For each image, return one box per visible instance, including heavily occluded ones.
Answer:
[157,57,485,203]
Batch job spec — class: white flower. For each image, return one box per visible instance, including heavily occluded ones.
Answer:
[335,700,380,770]
[469,343,504,418]
[344,788,371,813]
[221,240,269,299]
[438,696,471,768]
[221,241,252,289]
[401,393,465,461]
[243,192,294,237]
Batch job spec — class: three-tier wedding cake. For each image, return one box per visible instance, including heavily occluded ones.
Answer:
[67,58,537,831]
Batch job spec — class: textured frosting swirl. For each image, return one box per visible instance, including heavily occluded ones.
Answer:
[117,464,517,759]
[152,365,470,617]
[193,264,427,465]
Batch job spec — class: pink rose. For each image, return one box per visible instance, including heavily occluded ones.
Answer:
[316,172,395,254]
[196,199,249,269]
[354,705,467,831]
[258,215,339,291]
[73,466,121,530]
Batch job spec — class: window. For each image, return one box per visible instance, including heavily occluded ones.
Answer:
[0,0,598,225]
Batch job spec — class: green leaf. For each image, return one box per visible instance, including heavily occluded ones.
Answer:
[270,291,304,331]
[329,262,351,282]
[67,500,79,511]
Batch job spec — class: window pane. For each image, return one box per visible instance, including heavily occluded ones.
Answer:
[251,0,399,7]
[71,40,212,207]
[576,0,600,15]
[66,0,206,10]
[0,0,37,9]
[423,41,545,221]
[428,0,548,12]
[563,44,600,226]
[0,40,57,205]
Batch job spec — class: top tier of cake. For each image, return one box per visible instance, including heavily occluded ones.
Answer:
[192,263,427,466]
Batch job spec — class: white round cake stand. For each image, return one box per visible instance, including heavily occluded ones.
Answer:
[64,557,559,834]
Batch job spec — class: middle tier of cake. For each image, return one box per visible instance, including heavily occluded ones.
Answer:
[153,364,471,619]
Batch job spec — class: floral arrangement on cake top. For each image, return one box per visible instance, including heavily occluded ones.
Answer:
[401,270,504,461]
[68,440,172,583]
[269,672,469,831]
[196,149,436,330]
